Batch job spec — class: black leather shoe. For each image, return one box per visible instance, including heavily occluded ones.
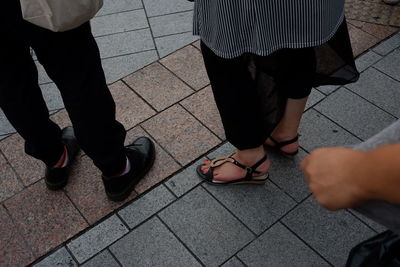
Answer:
[45,127,80,190]
[102,137,156,202]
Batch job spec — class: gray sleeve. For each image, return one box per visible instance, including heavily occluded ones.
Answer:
[352,120,400,235]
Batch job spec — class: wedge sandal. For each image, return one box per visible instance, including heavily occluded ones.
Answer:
[196,153,269,185]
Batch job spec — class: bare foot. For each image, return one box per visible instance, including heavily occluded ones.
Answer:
[201,151,270,182]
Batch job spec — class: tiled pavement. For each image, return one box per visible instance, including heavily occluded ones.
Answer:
[0,13,400,267]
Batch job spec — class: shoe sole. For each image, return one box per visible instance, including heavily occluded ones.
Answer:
[45,179,68,190]
[106,145,156,202]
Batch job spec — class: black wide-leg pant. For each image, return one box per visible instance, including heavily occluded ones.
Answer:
[0,1,126,175]
[201,42,316,150]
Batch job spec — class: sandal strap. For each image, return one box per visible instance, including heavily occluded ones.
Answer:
[269,135,299,149]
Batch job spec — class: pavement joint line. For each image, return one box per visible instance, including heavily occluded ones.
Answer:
[98,48,157,61]
[0,149,26,193]
[120,79,158,113]
[62,188,91,226]
[95,7,145,19]
[107,248,124,267]
[147,9,194,19]
[153,29,193,39]
[372,64,400,84]
[93,26,150,39]
[140,0,161,59]
[346,209,380,234]
[156,214,207,267]
[64,245,80,266]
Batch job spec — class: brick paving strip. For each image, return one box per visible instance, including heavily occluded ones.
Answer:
[0,16,399,267]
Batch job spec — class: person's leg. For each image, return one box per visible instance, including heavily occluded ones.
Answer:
[265,48,316,154]
[199,42,270,182]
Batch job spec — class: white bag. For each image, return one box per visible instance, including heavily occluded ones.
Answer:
[19,0,103,32]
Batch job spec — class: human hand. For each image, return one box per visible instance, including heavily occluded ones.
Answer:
[301,147,370,211]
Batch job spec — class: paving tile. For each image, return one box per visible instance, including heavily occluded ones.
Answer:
[102,50,159,84]
[282,197,376,266]
[97,0,142,16]
[221,257,245,267]
[0,205,35,267]
[67,215,128,264]
[156,31,199,58]
[125,126,181,194]
[109,81,156,130]
[50,109,72,129]
[207,142,236,159]
[192,40,201,50]
[181,86,225,139]
[347,19,365,29]
[238,223,329,267]
[118,184,176,228]
[360,22,399,40]
[65,156,136,224]
[33,247,77,267]
[348,24,380,56]
[0,134,44,186]
[160,45,210,90]
[372,32,400,55]
[391,6,400,26]
[124,62,193,111]
[314,88,396,140]
[40,83,64,111]
[111,217,201,267]
[315,85,340,95]
[305,89,325,111]
[355,50,382,72]
[0,109,15,136]
[4,180,88,257]
[91,9,148,37]
[96,29,154,59]
[374,48,400,81]
[143,0,194,17]
[299,109,361,152]
[0,152,23,203]
[142,105,220,165]
[165,159,204,197]
[36,61,52,85]
[349,210,387,233]
[159,187,254,266]
[149,11,193,37]
[203,181,296,234]
[82,250,119,267]
[0,134,10,141]
[267,149,310,202]
[346,68,400,117]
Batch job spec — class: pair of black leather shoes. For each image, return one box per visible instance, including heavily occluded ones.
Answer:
[45,127,155,202]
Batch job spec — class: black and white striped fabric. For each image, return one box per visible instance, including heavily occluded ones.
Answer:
[193,0,345,59]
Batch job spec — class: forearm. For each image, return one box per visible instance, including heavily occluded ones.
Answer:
[359,144,400,204]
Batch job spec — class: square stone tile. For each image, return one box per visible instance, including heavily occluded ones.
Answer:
[96,29,154,59]
[164,159,204,197]
[40,83,64,112]
[238,223,329,267]
[81,250,119,267]
[156,32,199,58]
[316,85,340,95]
[125,126,181,194]
[355,50,382,72]
[282,197,376,266]
[143,0,194,17]
[0,134,44,186]
[149,11,193,37]
[0,152,23,202]
[203,181,296,234]
[299,109,361,152]
[314,88,396,140]
[142,105,220,165]
[97,0,142,16]
[360,22,399,40]
[109,81,156,130]
[159,187,254,266]
[181,86,225,139]
[91,9,148,37]
[118,184,176,228]
[372,32,400,55]
[67,215,128,264]
[348,24,380,57]
[33,247,77,267]
[4,180,88,257]
[349,210,387,233]
[305,89,325,111]
[124,62,193,111]
[267,149,310,202]
[221,257,245,267]
[346,68,400,117]
[65,156,136,224]
[0,109,15,136]
[102,50,158,84]
[50,109,72,129]
[160,45,210,90]
[374,48,400,81]
[111,217,201,266]
[0,205,35,267]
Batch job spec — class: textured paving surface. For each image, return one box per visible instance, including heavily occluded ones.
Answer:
[346,0,400,27]
[0,11,399,267]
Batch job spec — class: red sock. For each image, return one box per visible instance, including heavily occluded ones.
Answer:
[104,157,130,178]
[54,146,68,168]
